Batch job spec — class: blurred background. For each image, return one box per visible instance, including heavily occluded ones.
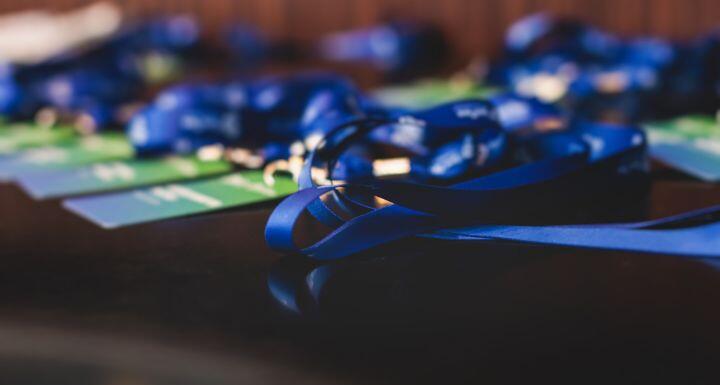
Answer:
[3,1,720,385]
[1,0,718,64]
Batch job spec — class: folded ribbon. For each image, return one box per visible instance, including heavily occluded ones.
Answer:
[265,100,719,260]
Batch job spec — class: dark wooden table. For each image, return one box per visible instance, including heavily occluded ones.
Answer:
[0,164,719,385]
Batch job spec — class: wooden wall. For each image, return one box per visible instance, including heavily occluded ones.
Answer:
[2,0,719,64]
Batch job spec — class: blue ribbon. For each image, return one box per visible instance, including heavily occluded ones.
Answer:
[429,202,720,257]
[265,100,720,260]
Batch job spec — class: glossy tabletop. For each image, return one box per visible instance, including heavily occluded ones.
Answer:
[0,164,719,384]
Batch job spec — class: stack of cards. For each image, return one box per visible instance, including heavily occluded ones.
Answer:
[645,115,720,181]
[0,123,297,228]
[4,91,720,231]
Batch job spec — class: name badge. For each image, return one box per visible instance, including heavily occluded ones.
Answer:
[18,156,232,199]
[0,132,133,181]
[63,171,297,228]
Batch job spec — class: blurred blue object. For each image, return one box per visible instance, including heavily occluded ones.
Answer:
[488,13,711,122]
[320,20,449,80]
[0,15,201,129]
[127,72,357,156]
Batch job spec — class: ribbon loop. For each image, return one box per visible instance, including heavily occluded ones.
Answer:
[265,95,720,260]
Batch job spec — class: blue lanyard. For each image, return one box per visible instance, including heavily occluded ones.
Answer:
[319,21,449,81]
[429,204,720,257]
[489,13,692,123]
[127,73,355,156]
[265,97,720,260]
[0,17,199,125]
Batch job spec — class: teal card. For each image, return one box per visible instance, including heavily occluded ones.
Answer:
[18,156,233,199]
[0,123,76,155]
[645,115,720,181]
[63,171,297,228]
[0,133,133,181]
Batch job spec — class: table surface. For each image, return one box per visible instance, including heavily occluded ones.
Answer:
[1,163,719,385]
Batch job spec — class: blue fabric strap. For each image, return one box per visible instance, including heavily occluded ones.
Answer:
[265,111,719,260]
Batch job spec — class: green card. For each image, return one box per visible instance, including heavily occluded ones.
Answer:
[645,115,720,140]
[372,79,497,109]
[644,115,720,181]
[0,133,133,181]
[63,171,298,228]
[0,123,76,155]
[18,156,233,199]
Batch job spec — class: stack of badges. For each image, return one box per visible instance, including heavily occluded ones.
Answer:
[0,10,718,263]
[47,73,367,227]
[0,15,201,182]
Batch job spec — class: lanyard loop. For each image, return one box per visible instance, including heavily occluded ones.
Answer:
[263,94,716,261]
